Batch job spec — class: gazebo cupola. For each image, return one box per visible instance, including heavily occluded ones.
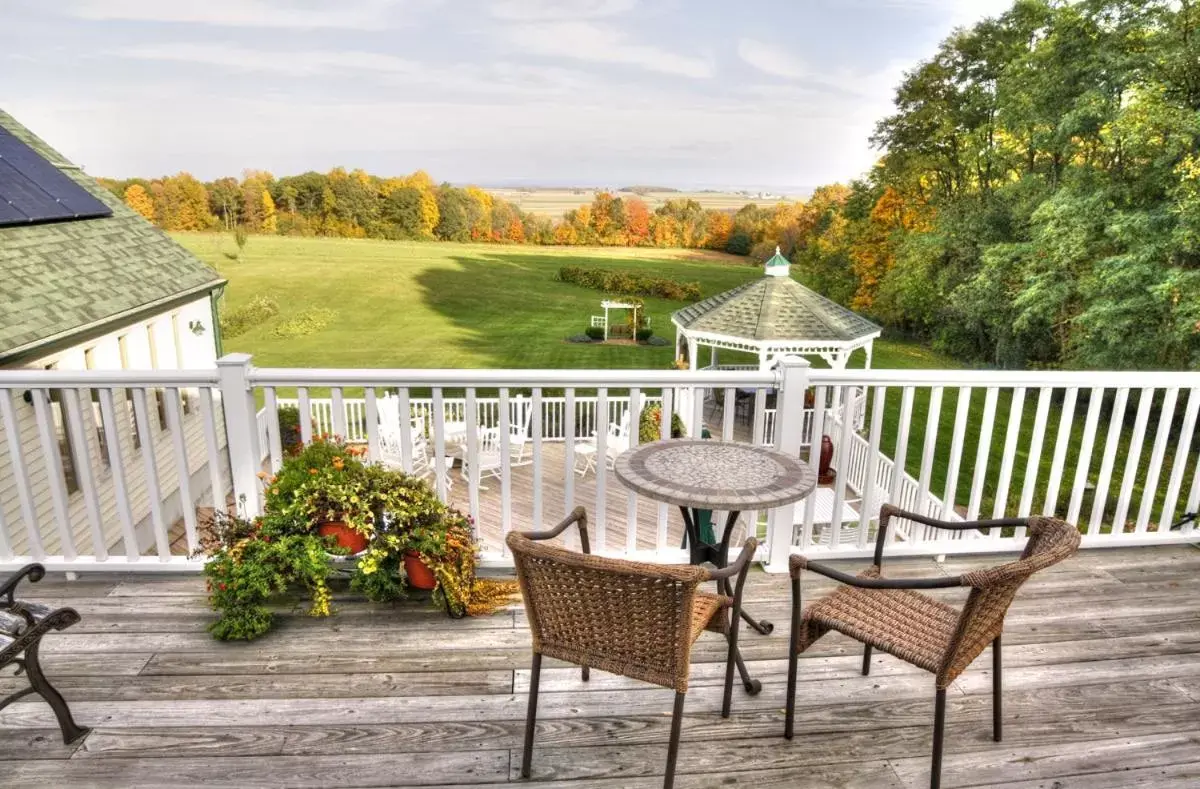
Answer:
[671,247,882,371]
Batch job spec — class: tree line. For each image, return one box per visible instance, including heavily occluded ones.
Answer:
[97,169,767,254]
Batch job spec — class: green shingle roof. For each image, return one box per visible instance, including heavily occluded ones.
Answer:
[0,109,223,361]
[672,272,882,344]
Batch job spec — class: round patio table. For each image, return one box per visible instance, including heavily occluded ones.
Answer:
[614,438,815,636]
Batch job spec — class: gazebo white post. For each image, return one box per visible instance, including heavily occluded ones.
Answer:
[865,342,874,369]
[687,338,698,371]
[710,347,718,369]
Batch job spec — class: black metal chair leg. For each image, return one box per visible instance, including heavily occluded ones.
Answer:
[785,575,800,740]
[663,691,686,789]
[993,634,1002,742]
[521,652,542,779]
[862,645,873,676]
[23,643,90,745]
[931,687,946,789]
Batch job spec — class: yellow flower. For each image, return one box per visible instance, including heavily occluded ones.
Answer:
[271,487,280,495]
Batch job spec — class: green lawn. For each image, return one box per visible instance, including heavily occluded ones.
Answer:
[177,233,956,372]
[177,233,1191,527]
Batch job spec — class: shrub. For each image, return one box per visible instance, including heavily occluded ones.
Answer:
[566,334,593,343]
[584,326,606,340]
[277,405,302,455]
[219,294,279,338]
[635,328,653,342]
[557,266,701,302]
[272,307,336,338]
[638,404,686,444]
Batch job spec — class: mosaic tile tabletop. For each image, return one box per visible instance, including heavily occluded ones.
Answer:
[614,439,816,510]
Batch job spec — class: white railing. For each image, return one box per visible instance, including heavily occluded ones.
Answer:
[1,357,1198,573]
[0,368,230,572]
[277,394,665,444]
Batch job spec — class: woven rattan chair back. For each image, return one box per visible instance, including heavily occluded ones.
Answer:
[508,532,709,693]
[937,516,1081,686]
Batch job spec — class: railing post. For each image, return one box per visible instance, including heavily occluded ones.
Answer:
[217,353,262,518]
[766,355,810,573]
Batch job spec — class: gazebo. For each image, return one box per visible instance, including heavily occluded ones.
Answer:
[671,248,881,372]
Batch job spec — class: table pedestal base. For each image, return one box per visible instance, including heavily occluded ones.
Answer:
[679,507,769,695]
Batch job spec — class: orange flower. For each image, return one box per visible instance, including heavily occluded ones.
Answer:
[309,468,318,475]
[256,471,268,480]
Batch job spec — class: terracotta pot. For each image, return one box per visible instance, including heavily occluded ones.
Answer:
[818,435,837,485]
[317,521,369,555]
[404,551,438,590]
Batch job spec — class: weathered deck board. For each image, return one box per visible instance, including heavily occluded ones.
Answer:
[0,544,1196,788]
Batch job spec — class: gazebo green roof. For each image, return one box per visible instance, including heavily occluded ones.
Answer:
[671,269,882,344]
[0,109,224,363]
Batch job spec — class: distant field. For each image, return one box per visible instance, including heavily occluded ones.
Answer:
[486,188,798,217]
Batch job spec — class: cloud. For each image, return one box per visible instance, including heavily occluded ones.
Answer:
[114,43,421,76]
[736,38,810,81]
[110,42,604,98]
[66,0,402,30]
[504,22,712,78]
[487,0,637,21]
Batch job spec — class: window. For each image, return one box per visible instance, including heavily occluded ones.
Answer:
[146,324,169,431]
[171,312,193,415]
[44,364,79,494]
[118,335,141,449]
[83,347,110,466]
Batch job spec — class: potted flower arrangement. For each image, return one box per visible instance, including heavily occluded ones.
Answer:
[201,436,517,640]
[259,436,380,554]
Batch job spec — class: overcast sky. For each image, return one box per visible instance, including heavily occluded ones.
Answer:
[1,0,1012,191]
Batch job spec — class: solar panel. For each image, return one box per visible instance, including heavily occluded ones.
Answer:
[0,125,113,227]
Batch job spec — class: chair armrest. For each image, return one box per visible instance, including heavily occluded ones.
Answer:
[790,555,964,589]
[0,563,45,606]
[705,538,757,622]
[874,505,1027,566]
[512,507,591,554]
[706,538,757,581]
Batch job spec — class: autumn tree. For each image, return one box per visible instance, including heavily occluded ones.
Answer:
[123,184,155,222]
[261,190,277,234]
[624,198,650,245]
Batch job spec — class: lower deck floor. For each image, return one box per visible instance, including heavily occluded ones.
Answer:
[1,545,1198,787]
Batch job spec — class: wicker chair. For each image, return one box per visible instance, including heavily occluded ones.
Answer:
[508,507,757,789]
[785,505,1080,789]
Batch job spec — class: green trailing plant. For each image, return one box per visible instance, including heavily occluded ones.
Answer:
[199,510,333,641]
[557,266,701,301]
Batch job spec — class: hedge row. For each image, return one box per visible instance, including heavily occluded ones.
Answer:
[557,266,701,302]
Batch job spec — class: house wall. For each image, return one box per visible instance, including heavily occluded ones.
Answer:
[0,295,228,559]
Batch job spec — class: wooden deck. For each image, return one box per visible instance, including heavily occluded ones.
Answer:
[0,544,1198,787]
